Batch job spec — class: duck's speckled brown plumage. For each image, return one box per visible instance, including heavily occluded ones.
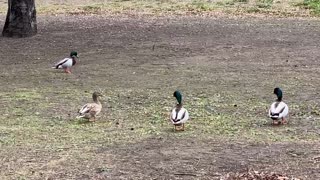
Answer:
[77,92,103,121]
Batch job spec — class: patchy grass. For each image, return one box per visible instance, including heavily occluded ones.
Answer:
[1,86,318,156]
[256,0,274,9]
[296,0,320,15]
[0,0,316,17]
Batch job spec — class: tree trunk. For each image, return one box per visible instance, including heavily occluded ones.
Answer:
[2,0,37,38]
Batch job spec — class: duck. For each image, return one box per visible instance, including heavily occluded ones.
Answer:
[52,51,78,73]
[77,92,103,122]
[269,87,289,125]
[170,90,189,131]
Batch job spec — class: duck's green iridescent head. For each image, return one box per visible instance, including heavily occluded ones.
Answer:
[173,90,182,105]
[274,87,283,101]
[70,51,78,58]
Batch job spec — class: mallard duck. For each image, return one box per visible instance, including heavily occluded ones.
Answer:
[52,51,78,73]
[170,91,189,131]
[269,87,289,125]
[77,92,103,122]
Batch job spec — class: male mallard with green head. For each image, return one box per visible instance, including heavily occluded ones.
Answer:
[77,92,103,122]
[170,91,189,131]
[269,87,289,125]
[52,51,78,74]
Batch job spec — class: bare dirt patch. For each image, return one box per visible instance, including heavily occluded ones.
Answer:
[103,137,320,179]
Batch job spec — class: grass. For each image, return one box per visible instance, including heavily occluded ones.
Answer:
[296,0,320,15]
[0,0,316,17]
[1,68,317,151]
[256,0,274,8]
[1,84,318,179]
[1,85,318,154]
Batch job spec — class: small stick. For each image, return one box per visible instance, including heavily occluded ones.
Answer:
[174,173,197,176]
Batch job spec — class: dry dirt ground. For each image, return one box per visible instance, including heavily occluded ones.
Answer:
[0,15,320,179]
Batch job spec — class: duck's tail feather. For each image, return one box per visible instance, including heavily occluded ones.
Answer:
[52,65,62,69]
[76,114,85,119]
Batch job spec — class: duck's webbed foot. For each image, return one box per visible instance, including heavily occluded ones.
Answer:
[174,123,185,131]
[64,68,71,74]
[281,118,287,124]
[89,116,96,122]
[272,120,280,125]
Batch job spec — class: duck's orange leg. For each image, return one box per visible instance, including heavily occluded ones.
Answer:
[64,68,71,74]
[89,117,95,122]
[174,124,184,131]
[281,118,287,124]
